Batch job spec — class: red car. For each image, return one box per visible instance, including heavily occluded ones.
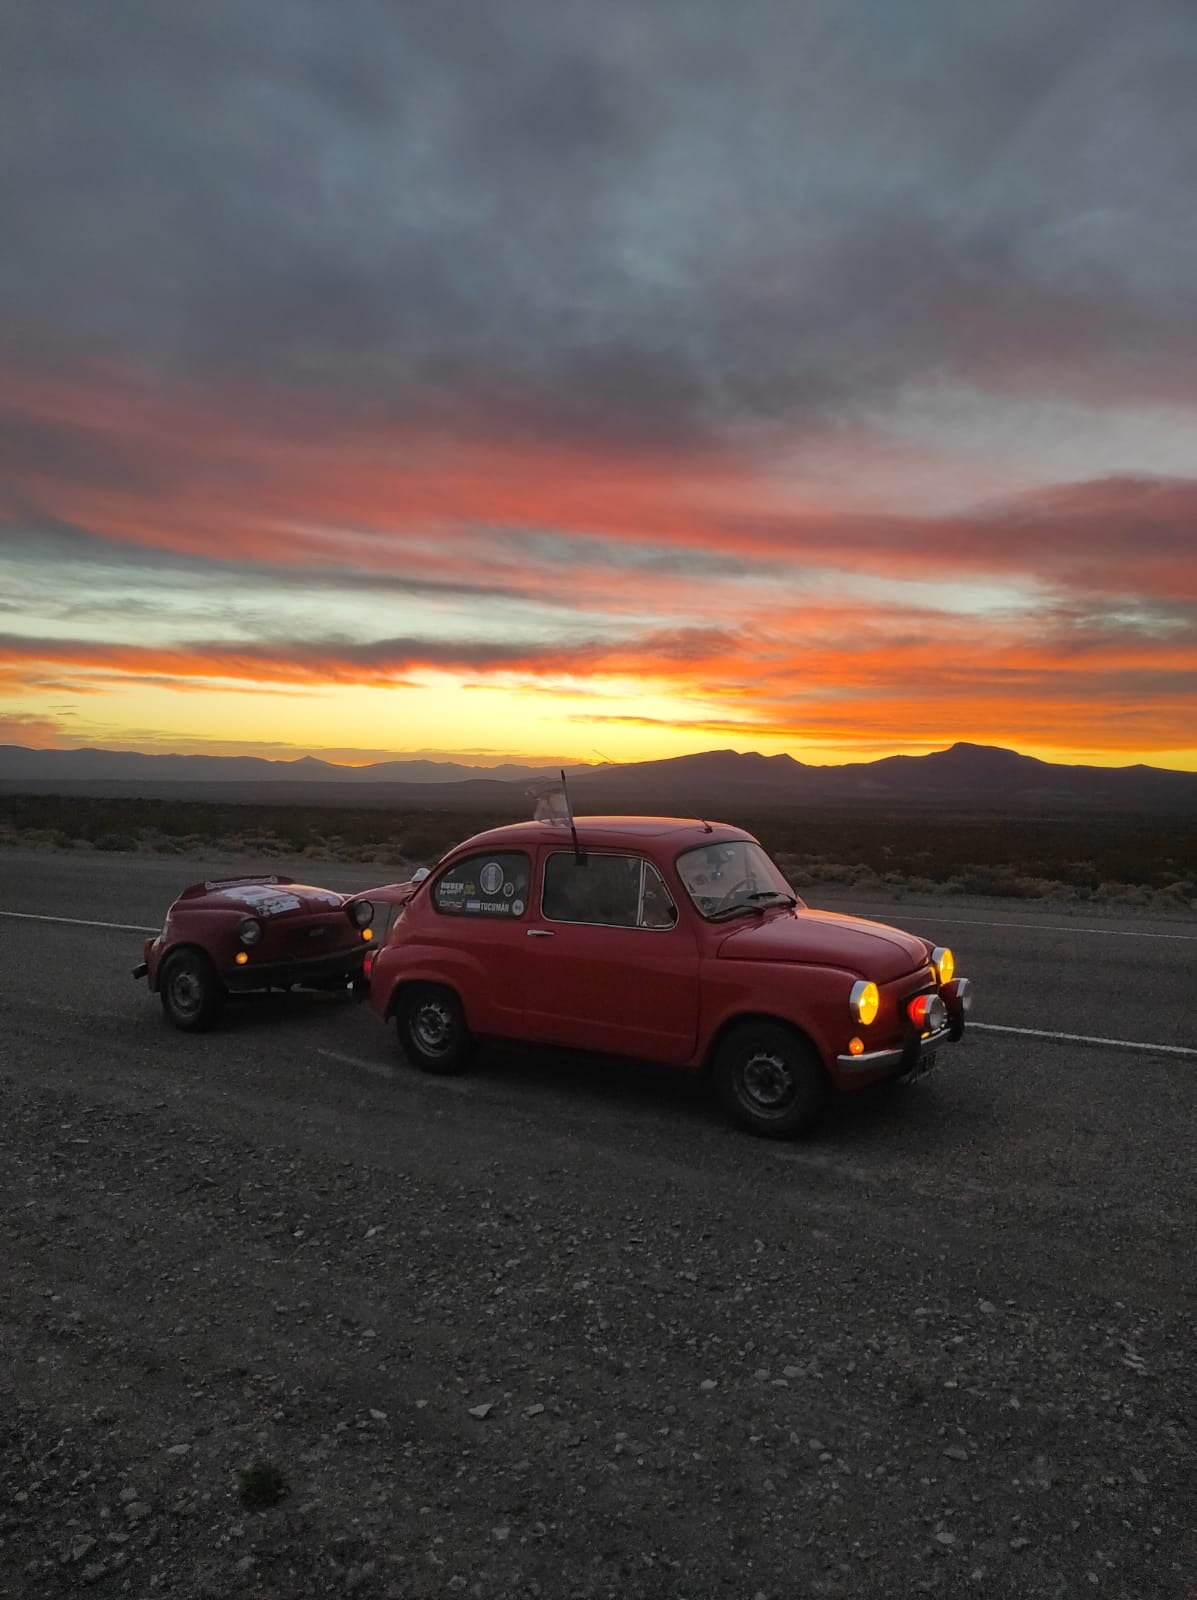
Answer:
[366,817,973,1137]
[134,875,378,1031]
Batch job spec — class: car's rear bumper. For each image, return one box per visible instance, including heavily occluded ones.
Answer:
[220,946,367,992]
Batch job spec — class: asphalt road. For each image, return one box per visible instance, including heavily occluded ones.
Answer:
[1,846,1195,1599]
[3,844,1193,1047]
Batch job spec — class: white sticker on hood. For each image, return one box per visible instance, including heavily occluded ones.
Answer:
[232,887,303,916]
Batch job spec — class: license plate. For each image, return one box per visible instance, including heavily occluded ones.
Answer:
[907,1050,938,1082]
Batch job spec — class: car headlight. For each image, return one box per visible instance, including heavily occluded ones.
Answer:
[350,899,374,929]
[931,946,954,985]
[238,917,262,946]
[849,979,880,1026]
[908,993,948,1032]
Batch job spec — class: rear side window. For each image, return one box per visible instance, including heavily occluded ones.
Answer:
[432,851,531,918]
[542,852,678,929]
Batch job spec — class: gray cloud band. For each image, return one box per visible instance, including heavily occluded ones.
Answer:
[3,0,1196,446]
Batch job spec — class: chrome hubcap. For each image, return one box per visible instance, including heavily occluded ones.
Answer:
[740,1050,795,1110]
[414,1002,453,1053]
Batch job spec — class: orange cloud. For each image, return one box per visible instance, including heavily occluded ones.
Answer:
[4,351,1196,767]
[3,595,1194,758]
[7,354,1196,609]
[0,712,70,747]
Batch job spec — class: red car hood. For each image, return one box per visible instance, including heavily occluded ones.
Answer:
[716,908,929,982]
[178,879,348,918]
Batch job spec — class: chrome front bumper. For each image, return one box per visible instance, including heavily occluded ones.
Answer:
[836,1020,952,1075]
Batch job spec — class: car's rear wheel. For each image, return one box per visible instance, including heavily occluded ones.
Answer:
[159,949,225,1033]
[396,985,473,1075]
[712,1021,825,1139]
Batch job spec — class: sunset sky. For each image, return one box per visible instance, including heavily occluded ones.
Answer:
[2,1,1195,771]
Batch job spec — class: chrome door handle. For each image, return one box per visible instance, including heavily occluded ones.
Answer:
[526,928,554,938]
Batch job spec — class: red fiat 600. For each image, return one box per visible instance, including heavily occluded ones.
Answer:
[367,817,973,1137]
[135,875,377,1031]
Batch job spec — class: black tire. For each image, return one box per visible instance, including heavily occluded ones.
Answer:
[712,1021,826,1139]
[159,949,225,1033]
[396,985,473,1075]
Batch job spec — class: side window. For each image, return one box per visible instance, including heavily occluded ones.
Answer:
[432,851,531,919]
[543,853,678,929]
[639,862,678,929]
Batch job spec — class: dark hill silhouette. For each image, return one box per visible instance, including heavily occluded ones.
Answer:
[1,740,1194,811]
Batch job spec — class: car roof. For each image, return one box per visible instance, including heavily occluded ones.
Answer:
[449,816,753,854]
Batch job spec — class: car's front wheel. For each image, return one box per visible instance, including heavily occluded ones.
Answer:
[712,1021,826,1139]
[396,985,473,1075]
[159,949,225,1033]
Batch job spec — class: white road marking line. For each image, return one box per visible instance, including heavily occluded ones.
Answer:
[845,910,1197,941]
[971,1022,1197,1057]
[0,909,158,934]
[314,1047,396,1080]
[314,1046,471,1090]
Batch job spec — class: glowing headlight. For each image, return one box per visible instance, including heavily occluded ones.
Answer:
[350,899,374,929]
[931,946,954,985]
[908,993,948,1032]
[849,979,880,1026]
[238,918,262,946]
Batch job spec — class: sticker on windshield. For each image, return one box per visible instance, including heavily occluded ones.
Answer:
[479,862,504,896]
[512,898,524,916]
[502,880,514,897]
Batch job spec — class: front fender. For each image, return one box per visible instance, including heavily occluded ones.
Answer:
[141,936,165,990]
[698,959,857,1070]
[372,944,494,1032]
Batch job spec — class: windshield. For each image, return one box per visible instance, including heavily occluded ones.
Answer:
[675,839,797,921]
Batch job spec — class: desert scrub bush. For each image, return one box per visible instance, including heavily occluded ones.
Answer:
[1093,881,1150,905]
[901,875,941,895]
[1149,882,1195,908]
[951,863,1052,898]
[399,823,460,861]
[14,827,67,848]
[849,871,885,893]
[94,832,138,852]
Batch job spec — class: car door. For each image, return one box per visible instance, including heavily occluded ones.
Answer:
[519,848,700,1062]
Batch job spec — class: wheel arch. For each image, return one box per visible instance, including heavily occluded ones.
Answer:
[385,974,467,1025]
[702,1010,827,1079]
[151,940,218,994]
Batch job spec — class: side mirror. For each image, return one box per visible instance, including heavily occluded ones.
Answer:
[411,867,430,883]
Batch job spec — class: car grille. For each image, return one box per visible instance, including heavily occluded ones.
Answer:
[901,964,937,1005]
[282,918,354,957]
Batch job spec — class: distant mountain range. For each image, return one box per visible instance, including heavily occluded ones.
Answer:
[0,746,588,787]
[1,741,1194,811]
